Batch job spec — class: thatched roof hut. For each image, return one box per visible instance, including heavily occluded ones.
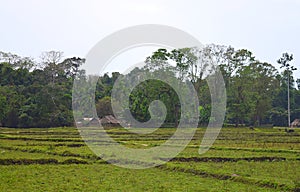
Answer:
[85,115,120,127]
[99,115,120,127]
[86,117,100,127]
[291,119,300,128]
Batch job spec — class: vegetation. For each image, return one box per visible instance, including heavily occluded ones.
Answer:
[0,127,299,191]
[0,51,85,127]
[0,46,299,190]
[0,45,299,128]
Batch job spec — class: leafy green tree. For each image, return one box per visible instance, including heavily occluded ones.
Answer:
[0,94,8,124]
[248,62,279,125]
[96,96,113,118]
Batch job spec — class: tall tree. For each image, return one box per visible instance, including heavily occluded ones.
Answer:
[277,53,297,128]
[40,51,64,85]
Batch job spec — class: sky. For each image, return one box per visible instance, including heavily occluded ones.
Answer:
[0,0,300,78]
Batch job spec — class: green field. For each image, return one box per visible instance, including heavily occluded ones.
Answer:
[0,127,299,191]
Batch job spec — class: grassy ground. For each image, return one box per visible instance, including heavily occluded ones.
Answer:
[0,127,299,191]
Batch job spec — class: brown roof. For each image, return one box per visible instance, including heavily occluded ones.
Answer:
[100,115,120,124]
[291,119,300,128]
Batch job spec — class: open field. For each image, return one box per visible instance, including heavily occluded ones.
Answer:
[0,127,299,191]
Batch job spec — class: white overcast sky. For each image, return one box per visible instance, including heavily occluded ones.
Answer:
[0,0,299,78]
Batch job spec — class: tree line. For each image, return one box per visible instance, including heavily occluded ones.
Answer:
[0,45,299,128]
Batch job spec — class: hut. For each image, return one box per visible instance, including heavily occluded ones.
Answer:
[99,115,120,127]
[85,115,120,127]
[86,117,101,127]
[291,119,300,128]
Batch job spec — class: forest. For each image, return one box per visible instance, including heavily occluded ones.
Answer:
[0,44,299,128]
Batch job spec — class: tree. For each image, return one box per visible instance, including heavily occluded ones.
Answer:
[61,57,85,79]
[170,48,196,83]
[40,51,64,85]
[248,62,279,125]
[145,48,170,72]
[277,53,297,128]
[0,47,297,128]
[226,49,256,126]
[0,95,8,124]
[96,96,113,118]
[0,51,21,66]
[296,79,300,90]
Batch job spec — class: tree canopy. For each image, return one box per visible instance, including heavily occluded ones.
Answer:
[0,46,299,128]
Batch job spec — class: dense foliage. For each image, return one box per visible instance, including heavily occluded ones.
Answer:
[0,51,85,127]
[0,45,299,128]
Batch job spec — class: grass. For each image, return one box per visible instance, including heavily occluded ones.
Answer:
[0,126,299,191]
[0,164,280,192]
[166,161,299,190]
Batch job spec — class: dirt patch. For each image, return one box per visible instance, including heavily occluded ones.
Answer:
[0,137,83,142]
[0,158,88,165]
[0,158,59,165]
[61,158,89,164]
[49,143,85,147]
[164,156,288,162]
